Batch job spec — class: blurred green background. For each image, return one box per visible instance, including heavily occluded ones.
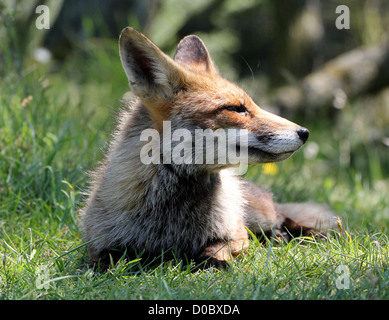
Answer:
[1,0,389,230]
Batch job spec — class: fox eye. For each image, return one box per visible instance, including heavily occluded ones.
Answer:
[224,105,248,114]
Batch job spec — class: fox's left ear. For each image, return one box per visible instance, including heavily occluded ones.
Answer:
[173,35,218,75]
[119,27,187,100]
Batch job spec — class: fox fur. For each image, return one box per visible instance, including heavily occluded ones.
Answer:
[79,27,338,269]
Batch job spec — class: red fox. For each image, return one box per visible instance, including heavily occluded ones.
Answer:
[79,27,338,269]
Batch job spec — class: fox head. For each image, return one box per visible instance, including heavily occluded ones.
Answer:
[119,27,309,165]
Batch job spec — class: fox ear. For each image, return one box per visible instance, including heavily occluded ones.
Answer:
[173,35,218,75]
[119,27,186,100]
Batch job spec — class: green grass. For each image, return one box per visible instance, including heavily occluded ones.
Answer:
[1,29,389,300]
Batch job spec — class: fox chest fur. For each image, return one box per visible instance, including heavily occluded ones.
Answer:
[80,104,246,262]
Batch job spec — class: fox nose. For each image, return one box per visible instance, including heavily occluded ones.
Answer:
[297,127,309,143]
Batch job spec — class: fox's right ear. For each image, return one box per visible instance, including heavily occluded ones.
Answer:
[173,35,218,75]
[119,27,187,100]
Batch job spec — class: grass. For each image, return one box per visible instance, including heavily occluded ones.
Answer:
[1,25,389,301]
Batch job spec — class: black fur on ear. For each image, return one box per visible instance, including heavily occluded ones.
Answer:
[119,27,188,100]
[173,35,218,75]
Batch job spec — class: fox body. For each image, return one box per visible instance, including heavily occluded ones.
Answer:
[79,27,337,269]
